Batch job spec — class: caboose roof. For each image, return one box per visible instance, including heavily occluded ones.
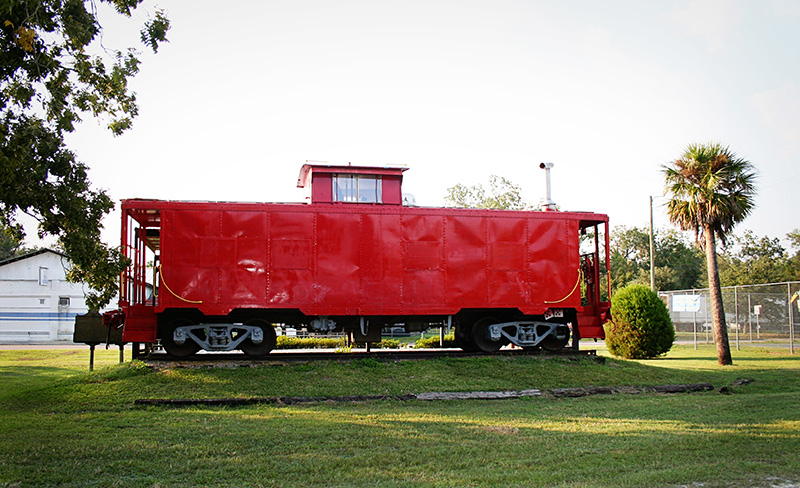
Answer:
[297,163,408,188]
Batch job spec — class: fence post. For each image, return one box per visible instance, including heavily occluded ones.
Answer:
[747,293,752,343]
[790,283,795,355]
[734,286,740,351]
[692,289,698,350]
[704,290,710,344]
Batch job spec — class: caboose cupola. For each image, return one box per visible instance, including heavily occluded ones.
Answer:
[297,162,408,205]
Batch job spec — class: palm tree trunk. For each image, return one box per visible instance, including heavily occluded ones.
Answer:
[704,228,733,365]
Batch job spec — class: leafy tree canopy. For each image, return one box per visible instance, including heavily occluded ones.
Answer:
[0,225,27,260]
[715,230,796,286]
[1,0,169,310]
[608,226,799,292]
[788,229,800,282]
[609,226,703,293]
[663,142,757,247]
[444,175,531,210]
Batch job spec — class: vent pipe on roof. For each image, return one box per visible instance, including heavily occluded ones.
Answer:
[539,162,556,211]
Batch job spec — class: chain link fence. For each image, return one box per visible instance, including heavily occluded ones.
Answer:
[660,281,800,353]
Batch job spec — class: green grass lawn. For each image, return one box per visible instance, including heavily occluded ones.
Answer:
[1,344,799,487]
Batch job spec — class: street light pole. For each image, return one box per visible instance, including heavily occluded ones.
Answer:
[649,195,655,291]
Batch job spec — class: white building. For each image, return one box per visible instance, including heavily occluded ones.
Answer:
[0,249,90,343]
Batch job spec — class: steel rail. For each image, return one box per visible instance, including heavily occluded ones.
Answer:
[140,347,599,364]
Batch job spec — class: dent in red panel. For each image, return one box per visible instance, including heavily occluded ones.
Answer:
[489,217,526,243]
[446,216,485,257]
[402,214,442,241]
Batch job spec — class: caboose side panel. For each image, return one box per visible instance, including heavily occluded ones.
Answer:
[313,212,362,313]
[444,216,488,307]
[156,206,583,316]
[401,214,446,308]
[525,218,581,313]
[487,217,528,306]
[360,213,403,313]
[267,211,314,307]
[160,209,222,308]
[220,210,268,304]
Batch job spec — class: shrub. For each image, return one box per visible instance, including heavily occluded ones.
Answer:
[605,284,675,359]
[377,339,402,349]
[275,336,401,350]
[414,333,458,349]
[276,336,345,349]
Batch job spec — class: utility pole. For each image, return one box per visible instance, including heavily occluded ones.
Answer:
[649,196,655,291]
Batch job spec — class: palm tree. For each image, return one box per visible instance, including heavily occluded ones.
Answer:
[662,143,757,365]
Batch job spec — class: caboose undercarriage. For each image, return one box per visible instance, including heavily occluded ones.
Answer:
[152,308,578,357]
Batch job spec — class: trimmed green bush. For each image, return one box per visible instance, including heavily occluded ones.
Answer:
[377,339,402,349]
[605,284,675,359]
[276,336,345,349]
[414,333,458,349]
[275,336,402,350]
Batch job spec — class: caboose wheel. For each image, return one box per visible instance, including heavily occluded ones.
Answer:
[471,317,504,353]
[239,318,277,358]
[161,318,202,357]
[541,324,570,352]
[454,322,479,352]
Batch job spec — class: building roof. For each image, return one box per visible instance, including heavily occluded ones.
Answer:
[0,249,67,267]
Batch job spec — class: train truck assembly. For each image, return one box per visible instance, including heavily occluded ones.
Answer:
[105,163,611,357]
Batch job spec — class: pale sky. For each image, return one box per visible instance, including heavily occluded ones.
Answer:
[57,0,800,249]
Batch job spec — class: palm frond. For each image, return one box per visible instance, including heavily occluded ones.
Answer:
[661,142,757,246]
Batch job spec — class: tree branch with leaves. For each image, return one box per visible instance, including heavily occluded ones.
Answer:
[1,0,169,310]
[444,175,531,210]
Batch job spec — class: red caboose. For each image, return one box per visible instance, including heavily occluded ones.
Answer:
[111,163,610,356]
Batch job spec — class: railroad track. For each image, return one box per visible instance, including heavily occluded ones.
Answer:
[139,347,599,364]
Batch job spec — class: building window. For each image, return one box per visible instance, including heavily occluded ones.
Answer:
[38,267,48,286]
[58,297,70,309]
[333,175,382,203]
